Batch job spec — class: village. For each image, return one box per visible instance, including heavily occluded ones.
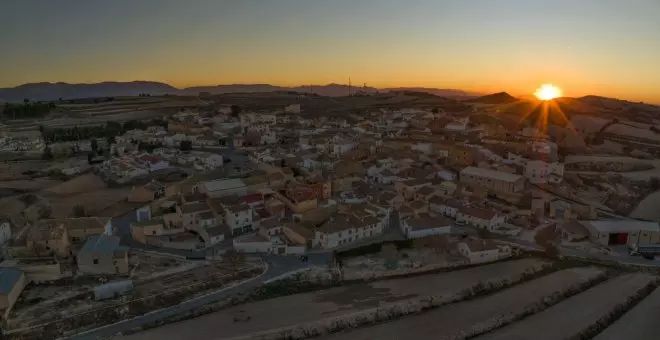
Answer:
[2,94,660,339]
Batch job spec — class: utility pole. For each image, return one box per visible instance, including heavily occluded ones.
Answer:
[349,78,352,97]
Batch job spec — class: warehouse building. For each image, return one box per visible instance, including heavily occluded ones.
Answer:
[579,220,660,246]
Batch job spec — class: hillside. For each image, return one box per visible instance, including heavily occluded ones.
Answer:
[383,87,482,99]
[0,81,178,102]
[466,92,519,105]
[578,95,660,114]
[493,97,607,127]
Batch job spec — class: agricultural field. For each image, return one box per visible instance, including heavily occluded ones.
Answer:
[476,273,657,340]
[41,186,132,218]
[322,267,608,340]
[124,258,551,340]
[341,248,467,280]
[45,173,106,195]
[594,288,660,340]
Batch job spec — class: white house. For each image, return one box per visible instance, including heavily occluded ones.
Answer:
[372,169,398,184]
[456,207,506,231]
[445,120,468,132]
[203,154,224,169]
[331,140,356,157]
[429,196,463,218]
[225,203,254,236]
[458,239,512,264]
[524,160,564,184]
[400,214,453,239]
[284,104,301,114]
[315,213,385,249]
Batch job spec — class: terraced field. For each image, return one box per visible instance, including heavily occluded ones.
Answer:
[476,273,657,340]
[117,261,660,340]
[321,267,608,340]
[124,259,550,340]
[594,288,660,340]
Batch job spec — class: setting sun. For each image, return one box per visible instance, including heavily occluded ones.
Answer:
[534,84,563,101]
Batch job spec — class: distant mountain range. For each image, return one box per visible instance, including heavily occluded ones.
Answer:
[0,81,484,102]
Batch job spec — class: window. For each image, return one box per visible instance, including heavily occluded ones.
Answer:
[93,259,99,264]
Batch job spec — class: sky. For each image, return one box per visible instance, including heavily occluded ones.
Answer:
[2,0,660,102]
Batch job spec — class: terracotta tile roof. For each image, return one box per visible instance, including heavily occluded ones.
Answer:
[459,206,497,220]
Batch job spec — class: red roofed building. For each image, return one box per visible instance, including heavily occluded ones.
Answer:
[456,206,506,231]
[243,193,265,208]
[136,154,170,171]
[282,185,318,213]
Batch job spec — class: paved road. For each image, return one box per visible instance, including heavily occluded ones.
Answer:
[559,246,660,267]
[65,253,332,340]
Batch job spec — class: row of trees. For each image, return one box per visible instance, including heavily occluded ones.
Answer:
[3,100,55,120]
[40,119,167,143]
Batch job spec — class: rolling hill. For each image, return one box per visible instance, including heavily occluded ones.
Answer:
[0,81,179,102]
[466,92,519,105]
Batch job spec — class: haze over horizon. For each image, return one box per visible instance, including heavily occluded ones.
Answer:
[3,0,660,102]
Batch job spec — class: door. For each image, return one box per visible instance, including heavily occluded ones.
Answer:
[617,233,628,245]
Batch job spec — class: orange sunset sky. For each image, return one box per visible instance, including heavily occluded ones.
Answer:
[2,0,659,102]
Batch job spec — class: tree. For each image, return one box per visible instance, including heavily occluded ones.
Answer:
[42,145,53,160]
[651,177,660,190]
[230,105,242,117]
[72,205,86,217]
[91,139,99,152]
[180,140,193,151]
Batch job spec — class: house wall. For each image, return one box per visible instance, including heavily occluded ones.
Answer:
[127,187,155,203]
[458,243,511,264]
[233,240,272,253]
[628,230,660,245]
[430,203,458,218]
[291,198,318,214]
[0,272,27,310]
[408,226,452,239]
[0,222,11,246]
[78,252,129,275]
[131,223,164,244]
[456,213,503,230]
[283,228,308,246]
[28,231,71,258]
[286,245,306,254]
[460,172,525,194]
[68,226,106,244]
[225,208,253,235]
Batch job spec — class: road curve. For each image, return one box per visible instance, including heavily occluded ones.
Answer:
[64,254,330,340]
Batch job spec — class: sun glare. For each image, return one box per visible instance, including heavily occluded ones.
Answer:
[534,84,562,101]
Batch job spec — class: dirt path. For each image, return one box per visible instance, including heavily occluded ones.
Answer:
[319,267,606,340]
[475,273,657,340]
